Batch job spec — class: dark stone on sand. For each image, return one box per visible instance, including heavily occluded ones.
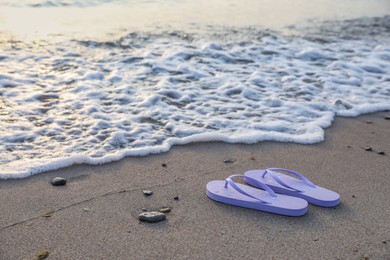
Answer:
[143,190,153,196]
[223,159,235,164]
[141,208,147,212]
[352,195,356,198]
[160,207,171,213]
[51,177,66,186]
[377,151,386,155]
[385,116,390,120]
[162,163,167,167]
[363,147,372,151]
[138,211,166,223]
[365,121,373,124]
[174,196,179,200]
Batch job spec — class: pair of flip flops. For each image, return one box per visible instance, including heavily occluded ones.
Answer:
[206,168,340,216]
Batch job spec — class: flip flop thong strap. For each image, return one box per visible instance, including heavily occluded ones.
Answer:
[263,168,316,191]
[224,174,277,204]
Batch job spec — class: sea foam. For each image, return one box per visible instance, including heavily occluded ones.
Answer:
[0,17,389,179]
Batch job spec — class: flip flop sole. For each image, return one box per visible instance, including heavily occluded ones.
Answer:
[245,169,340,207]
[206,180,308,216]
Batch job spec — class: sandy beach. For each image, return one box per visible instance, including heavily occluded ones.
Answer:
[0,111,389,259]
[1,0,389,259]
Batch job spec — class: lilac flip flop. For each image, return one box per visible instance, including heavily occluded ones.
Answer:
[206,174,308,216]
[244,168,340,207]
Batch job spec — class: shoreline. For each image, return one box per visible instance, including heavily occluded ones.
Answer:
[1,111,390,259]
[2,107,389,180]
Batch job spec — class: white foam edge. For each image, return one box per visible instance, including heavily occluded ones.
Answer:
[2,103,390,179]
[336,103,390,117]
[1,122,329,179]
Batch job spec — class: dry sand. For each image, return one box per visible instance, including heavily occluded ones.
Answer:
[1,111,389,259]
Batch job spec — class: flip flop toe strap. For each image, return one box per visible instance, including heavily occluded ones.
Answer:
[224,174,277,204]
[263,168,316,192]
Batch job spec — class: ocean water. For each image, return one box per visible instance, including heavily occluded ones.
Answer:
[0,1,389,179]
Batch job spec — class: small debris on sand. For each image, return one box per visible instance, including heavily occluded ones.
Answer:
[162,163,167,167]
[223,159,235,164]
[363,147,372,151]
[377,151,385,155]
[138,211,166,223]
[174,196,179,200]
[42,211,54,218]
[35,249,49,260]
[160,207,171,213]
[143,190,153,196]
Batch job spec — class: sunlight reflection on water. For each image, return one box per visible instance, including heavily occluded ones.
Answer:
[0,0,389,41]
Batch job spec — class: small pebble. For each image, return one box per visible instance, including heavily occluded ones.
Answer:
[385,116,390,120]
[143,190,153,196]
[142,208,148,212]
[223,159,235,164]
[51,177,66,186]
[378,151,386,155]
[138,211,166,223]
[352,195,356,198]
[162,163,167,167]
[35,249,49,260]
[174,196,179,200]
[42,211,54,218]
[365,121,373,124]
[160,207,171,213]
[364,147,372,151]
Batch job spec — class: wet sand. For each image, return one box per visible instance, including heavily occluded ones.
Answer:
[0,111,389,259]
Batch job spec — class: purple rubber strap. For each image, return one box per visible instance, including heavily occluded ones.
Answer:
[263,168,316,192]
[224,174,277,203]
